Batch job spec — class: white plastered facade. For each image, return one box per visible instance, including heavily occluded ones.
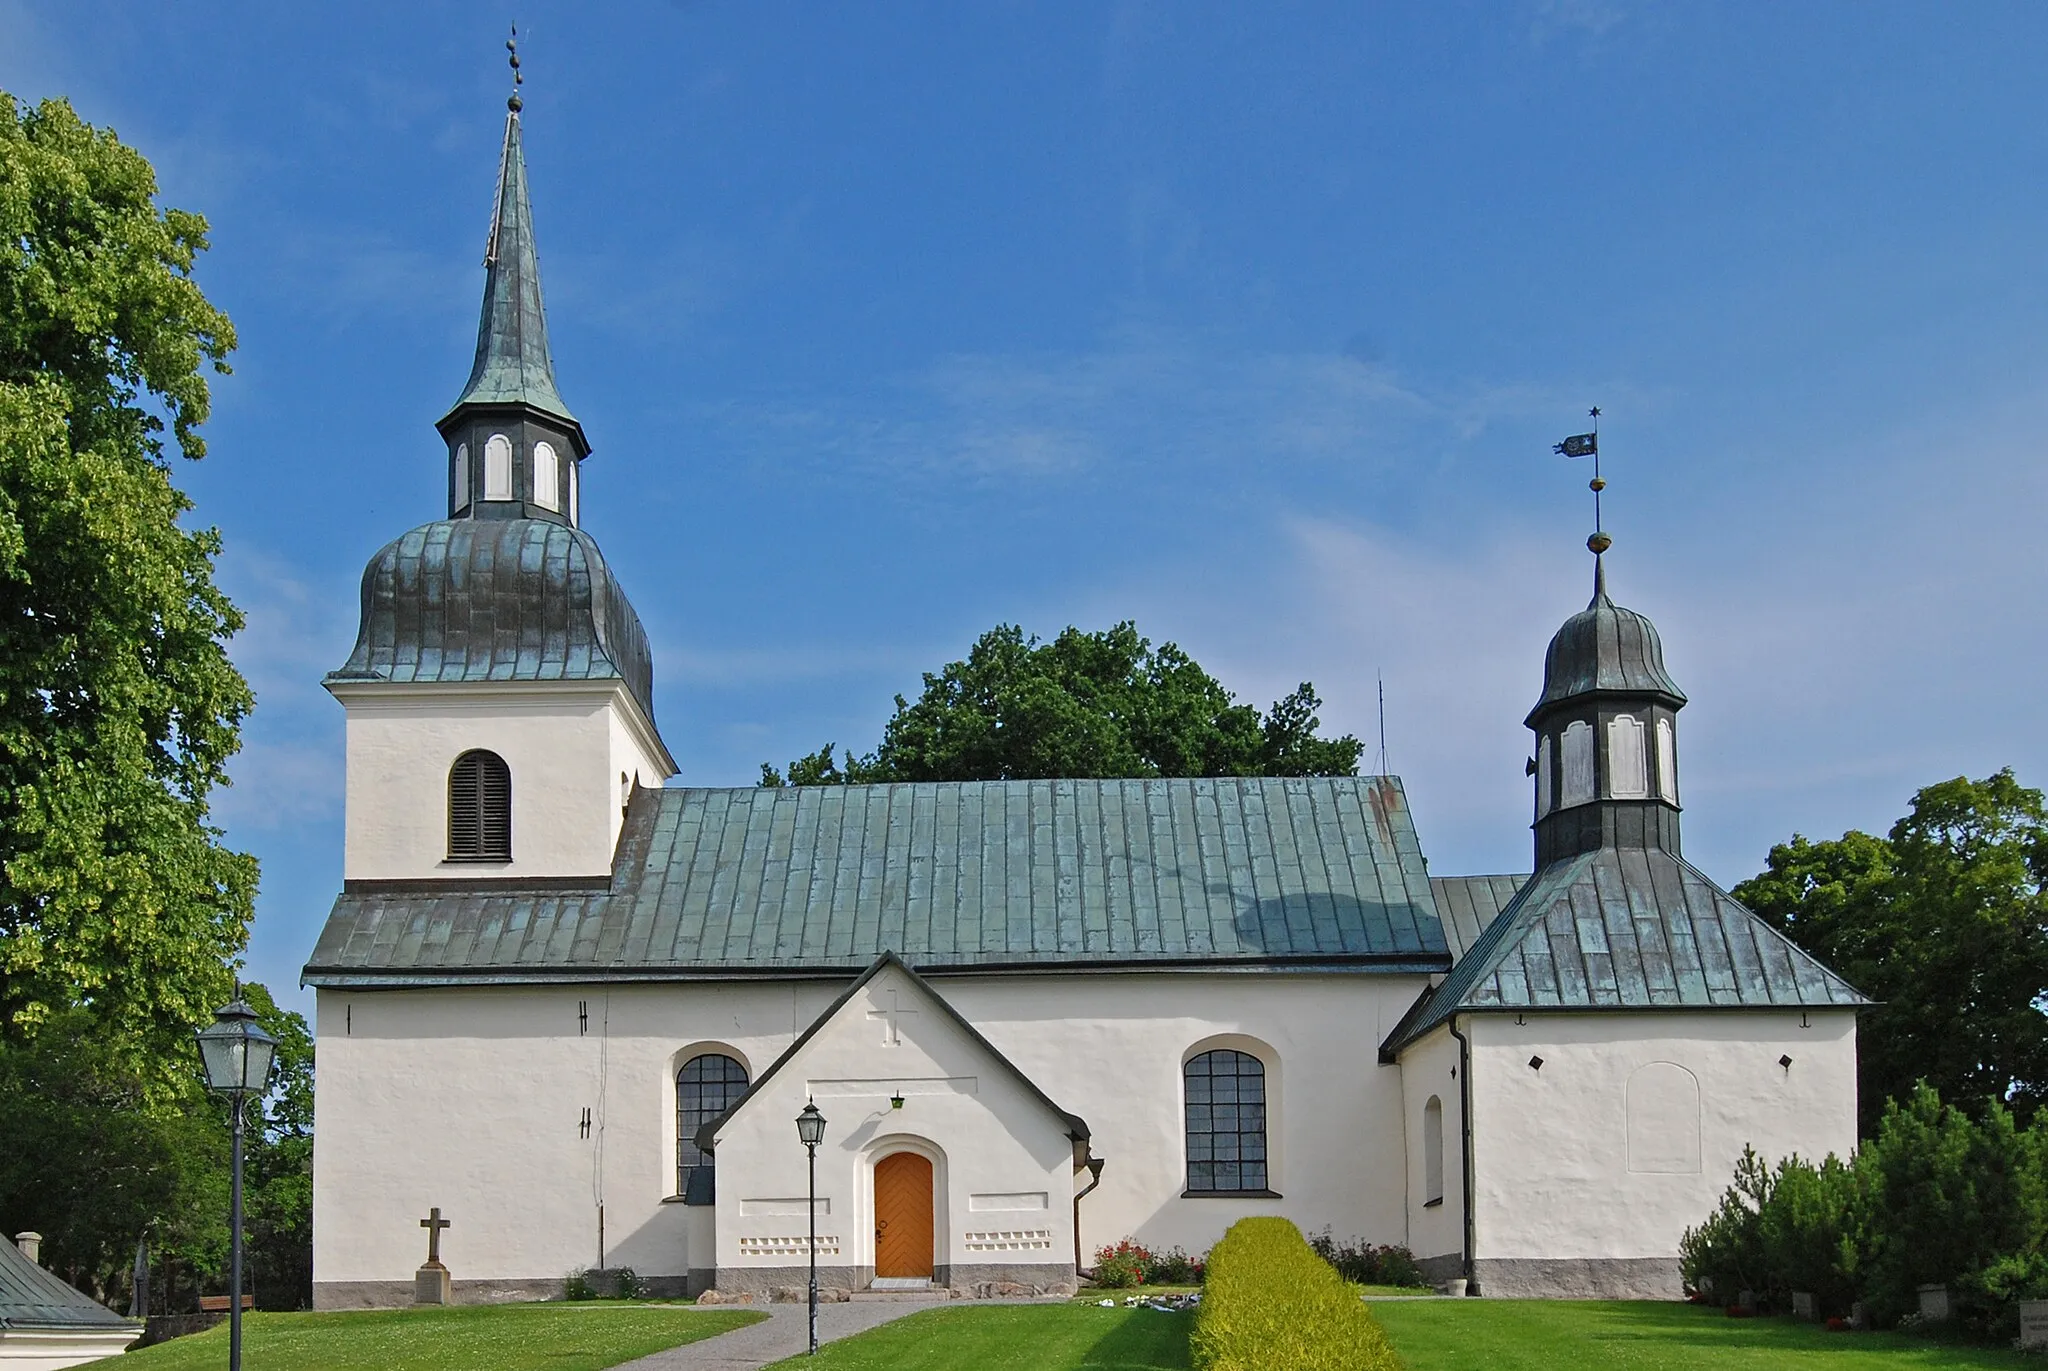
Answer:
[328,679,672,881]
[1392,1008,1859,1298]
[309,966,1441,1305]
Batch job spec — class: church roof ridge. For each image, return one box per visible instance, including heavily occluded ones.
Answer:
[302,775,1453,985]
[1379,846,1869,1060]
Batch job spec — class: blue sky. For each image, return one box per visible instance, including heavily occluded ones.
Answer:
[6,3,2048,1013]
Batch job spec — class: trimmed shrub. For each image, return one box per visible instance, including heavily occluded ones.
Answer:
[1192,1217,1401,1371]
[1093,1239,1151,1288]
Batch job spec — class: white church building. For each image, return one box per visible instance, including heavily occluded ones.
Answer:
[303,91,1867,1308]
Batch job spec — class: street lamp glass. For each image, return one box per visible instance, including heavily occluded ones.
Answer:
[196,1000,278,1096]
[795,1101,826,1147]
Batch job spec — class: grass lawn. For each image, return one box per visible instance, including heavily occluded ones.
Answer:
[1369,1299,2039,1370]
[760,1304,1190,1370]
[84,1302,767,1371]
[767,1299,2041,1371]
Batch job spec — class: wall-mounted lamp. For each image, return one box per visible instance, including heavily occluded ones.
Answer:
[1527,1055,1545,1072]
[890,1089,906,1110]
[1779,1054,1794,1074]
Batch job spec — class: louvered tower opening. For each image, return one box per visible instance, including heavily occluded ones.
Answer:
[448,750,511,860]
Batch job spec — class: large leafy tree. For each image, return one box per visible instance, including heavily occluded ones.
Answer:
[0,94,254,1064]
[1734,770,2048,1134]
[762,621,1362,785]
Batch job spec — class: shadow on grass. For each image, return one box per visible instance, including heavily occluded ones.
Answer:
[1079,1308,1192,1370]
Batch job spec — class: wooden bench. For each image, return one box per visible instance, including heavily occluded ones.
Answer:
[197,1295,254,1313]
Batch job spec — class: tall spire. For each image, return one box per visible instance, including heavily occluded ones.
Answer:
[442,30,582,443]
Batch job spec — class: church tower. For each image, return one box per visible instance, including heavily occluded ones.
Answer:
[1526,555,1687,867]
[325,75,676,883]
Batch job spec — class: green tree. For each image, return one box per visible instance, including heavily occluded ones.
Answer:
[239,982,314,1311]
[0,93,254,1065]
[1734,770,2048,1133]
[762,622,1361,786]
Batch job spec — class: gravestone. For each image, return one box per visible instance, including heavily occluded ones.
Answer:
[2019,1300,2048,1351]
[1850,1301,1871,1331]
[1915,1283,1950,1322]
[1735,1288,1758,1314]
[414,1208,453,1305]
[1790,1291,1817,1321]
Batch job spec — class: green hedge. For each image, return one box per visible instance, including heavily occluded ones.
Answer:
[1191,1217,1403,1371]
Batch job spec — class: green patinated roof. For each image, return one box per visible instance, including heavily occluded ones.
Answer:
[443,107,577,431]
[1429,874,1528,958]
[1381,847,1868,1058]
[326,518,657,726]
[1528,558,1687,723]
[303,776,1451,985]
[0,1241,135,1332]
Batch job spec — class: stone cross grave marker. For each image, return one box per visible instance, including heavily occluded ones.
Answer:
[414,1207,453,1305]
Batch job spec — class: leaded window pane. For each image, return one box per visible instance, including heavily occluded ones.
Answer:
[677,1053,749,1197]
[1183,1049,1269,1194]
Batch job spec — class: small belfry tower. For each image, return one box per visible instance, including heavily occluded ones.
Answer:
[325,43,676,883]
[1526,424,1686,866]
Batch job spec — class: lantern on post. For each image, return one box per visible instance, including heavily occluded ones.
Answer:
[195,993,277,1371]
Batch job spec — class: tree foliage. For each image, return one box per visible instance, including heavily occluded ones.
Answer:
[1681,1086,2048,1334]
[1733,770,2048,1132]
[762,622,1362,786]
[0,983,312,1310]
[0,93,254,1062]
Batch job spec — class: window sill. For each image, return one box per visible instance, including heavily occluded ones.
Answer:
[1181,1188,1282,1199]
[441,857,512,866]
[1423,1197,1445,1210]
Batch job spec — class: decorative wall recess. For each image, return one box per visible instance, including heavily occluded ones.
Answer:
[739,1197,830,1217]
[1625,1061,1703,1174]
[968,1192,1050,1212]
[739,1234,840,1257]
[963,1230,1055,1251]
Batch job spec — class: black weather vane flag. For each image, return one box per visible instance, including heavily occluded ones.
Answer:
[1556,407,1610,556]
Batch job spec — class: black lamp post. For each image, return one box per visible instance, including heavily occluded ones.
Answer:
[195,993,277,1371]
[795,1101,827,1355]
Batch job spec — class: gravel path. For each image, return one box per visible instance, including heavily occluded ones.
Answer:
[613,1297,1019,1370]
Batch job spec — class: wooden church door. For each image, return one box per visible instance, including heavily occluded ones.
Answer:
[873,1152,935,1279]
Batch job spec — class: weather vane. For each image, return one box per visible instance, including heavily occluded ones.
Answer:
[1553,407,1608,557]
[506,24,523,112]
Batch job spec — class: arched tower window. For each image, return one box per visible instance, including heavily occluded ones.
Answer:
[1423,1095,1445,1207]
[1535,735,1553,818]
[567,459,580,526]
[1560,720,1595,808]
[678,1053,750,1201]
[1185,1049,1268,1193]
[452,442,470,513]
[1608,714,1648,798]
[447,749,511,860]
[533,440,561,511]
[483,433,513,500]
[1657,718,1678,803]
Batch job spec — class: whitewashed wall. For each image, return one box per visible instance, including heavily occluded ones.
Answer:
[329,680,671,881]
[1465,1009,1858,1297]
[1397,1024,1463,1272]
[310,969,1431,1305]
[704,962,1080,1290]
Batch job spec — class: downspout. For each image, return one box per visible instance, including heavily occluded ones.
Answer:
[1072,1155,1106,1278]
[1446,1015,1479,1297]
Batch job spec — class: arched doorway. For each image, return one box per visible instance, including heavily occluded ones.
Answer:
[873,1151,935,1279]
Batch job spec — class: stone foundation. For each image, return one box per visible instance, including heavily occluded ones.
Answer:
[1471,1257,1682,1299]
[705,1261,1075,1299]
[313,1273,690,1310]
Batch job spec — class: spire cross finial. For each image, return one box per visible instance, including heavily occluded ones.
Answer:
[506,25,524,112]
